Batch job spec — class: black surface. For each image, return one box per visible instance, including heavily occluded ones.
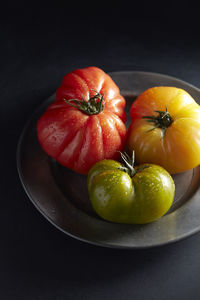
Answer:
[2,4,200,300]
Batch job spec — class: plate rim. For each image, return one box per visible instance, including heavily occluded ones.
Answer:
[109,70,200,91]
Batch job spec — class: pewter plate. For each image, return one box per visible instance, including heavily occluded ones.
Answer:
[17,71,200,249]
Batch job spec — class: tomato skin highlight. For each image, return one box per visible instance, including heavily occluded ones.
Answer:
[128,87,200,174]
[87,160,175,224]
[37,67,127,174]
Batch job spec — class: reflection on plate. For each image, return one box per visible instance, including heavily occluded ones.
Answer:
[17,71,200,249]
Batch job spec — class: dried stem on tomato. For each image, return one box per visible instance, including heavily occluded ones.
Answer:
[143,107,173,138]
[119,151,149,178]
[63,90,105,115]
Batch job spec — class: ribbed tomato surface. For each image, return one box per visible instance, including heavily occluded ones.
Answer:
[37,67,127,174]
[128,86,200,174]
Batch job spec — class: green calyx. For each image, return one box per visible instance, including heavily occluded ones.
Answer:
[119,151,149,178]
[143,107,173,138]
[64,90,105,115]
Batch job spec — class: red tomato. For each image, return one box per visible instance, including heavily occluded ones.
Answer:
[37,67,127,174]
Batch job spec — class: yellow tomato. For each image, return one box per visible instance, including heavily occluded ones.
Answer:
[128,87,200,174]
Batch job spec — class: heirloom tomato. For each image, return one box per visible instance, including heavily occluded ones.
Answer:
[128,87,200,174]
[87,152,175,224]
[37,67,127,174]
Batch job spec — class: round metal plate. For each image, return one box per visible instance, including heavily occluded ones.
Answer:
[17,71,200,249]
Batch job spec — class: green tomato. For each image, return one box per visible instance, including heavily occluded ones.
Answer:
[87,157,175,224]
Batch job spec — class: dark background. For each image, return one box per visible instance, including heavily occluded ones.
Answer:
[1,3,200,300]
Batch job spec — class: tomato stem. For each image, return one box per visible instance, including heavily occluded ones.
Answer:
[143,107,173,138]
[119,151,149,178]
[63,90,105,115]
